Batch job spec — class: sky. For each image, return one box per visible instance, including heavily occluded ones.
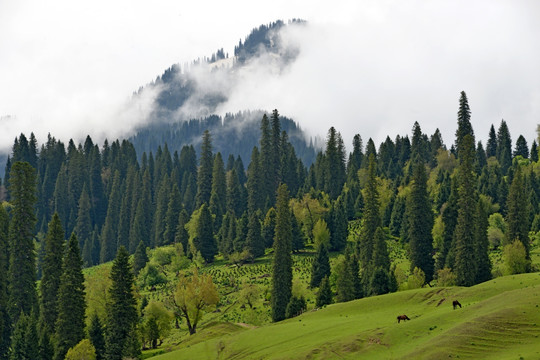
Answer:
[1,0,539,154]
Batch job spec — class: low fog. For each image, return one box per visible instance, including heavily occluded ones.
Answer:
[1,0,539,153]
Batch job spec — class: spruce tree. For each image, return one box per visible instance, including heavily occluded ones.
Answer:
[514,135,529,159]
[486,124,497,158]
[100,170,123,263]
[133,240,148,275]
[209,152,226,229]
[310,242,330,288]
[105,246,139,360]
[40,213,65,335]
[316,276,333,307]
[74,185,92,263]
[163,183,182,246]
[247,147,264,214]
[455,91,474,159]
[0,204,10,359]
[88,313,105,360]
[324,127,346,199]
[475,197,492,283]
[175,209,190,254]
[291,210,304,252]
[259,114,275,208]
[8,161,38,322]
[530,140,538,162]
[454,135,477,286]
[196,130,214,207]
[193,204,217,263]
[10,312,39,360]
[496,120,512,174]
[359,155,380,268]
[406,161,434,283]
[245,210,264,259]
[54,233,86,360]
[271,184,292,322]
[153,175,171,247]
[129,170,152,252]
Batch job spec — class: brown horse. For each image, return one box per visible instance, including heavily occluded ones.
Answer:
[397,315,410,323]
[452,300,462,309]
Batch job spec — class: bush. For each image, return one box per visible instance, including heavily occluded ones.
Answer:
[286,295,306,318]
[406,267,425,290]
[503,240,530,275]
[138,263,167,288]
[65,339,96,360]
[436,267,456,286]
[487,227,505,249]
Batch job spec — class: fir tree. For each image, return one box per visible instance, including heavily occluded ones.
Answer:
[316,276,332,307]
[153,175,171,247]
[514,135,529,158]
[486,124,497,158]
[129,170,152,252]
[530,140,538,162]
[74,185,92,264]
[88,313,105,360]
[291,210,304,252]
[105,246,139,360]
[271,184,292,322]
[310,242,330,288]
[475,197,492,283]
[54,233,86,360]
[262,208,277,248]
[39,213,65,335]
[245,210,264,259]
[196,130,214,207]
[100,170,123,263]
[10,312,39,360]
[405,161,434,283]
[193,204,217,263]
[247,147,264,214]
[0,205,10,359]
[133,240,148,275]
[455,91,474,159]
[496,120,512,173]
[175,209,190,254]
[359,155,380,268]
[8,161,38,322]
[209,152,226,229]
[454,135,477,286]
[163,183,182,245]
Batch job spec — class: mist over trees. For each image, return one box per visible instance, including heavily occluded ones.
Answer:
[0,89,539,358]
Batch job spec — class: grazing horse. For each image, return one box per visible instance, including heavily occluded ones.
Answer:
[452,300,462,309]
[397,315,410,323]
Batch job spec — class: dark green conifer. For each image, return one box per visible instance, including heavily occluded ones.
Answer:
[245,210,264,259]
[475,197,492,283]
[290,210,304,252]
[129,170,152,251]
[74,185,92,263]
[175,209,190,253]
[514,135,529,158]
[39,213,65,335]
[530,140,538,162]
[496,120,512,173]
[88,313,106,360]
[209,152,226,229]
[271,184,292,322]
[133,240,148,275]
[196,130,214,207]
[486,124,497,158]
[506,165,530,259]
[359,155,380,268]
[100,170,123,262]
[315,276,333,307]
[310,242,330,288]
[54,233,86,360]
[455,91,475,159]
[247,147,264,214]
[262,208,277,248]
[105,246,139,360]
[163,183,182,245]
[8,161,38,322]
[0,205,10,359]
[193,204,216,263]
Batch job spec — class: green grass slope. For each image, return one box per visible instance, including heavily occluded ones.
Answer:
[153,272,540,360]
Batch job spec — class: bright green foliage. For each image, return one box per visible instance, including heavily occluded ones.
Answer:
[335,254,355,303]
[138,263,167,288]
[88,313,105,360]
[313,219,330,247]
[196,130,214,207]
[406,161,434,283]
[64,339,96,360]
[105,246,139,360]
[192,204,216,263]
[310,242,330,288]
[245,210,264,259]
[0,204,10,359]
[454,135,478,286]
[271,184,293,322]
[141,301,173,349]
[54,233,86,360]
[506,165,530,259]
[133,240,149,275]
[503,240,530,275]
[174,269,219,335]
[406,267,426,290]
[40,213,65,335]
[315,276,333,307]
[8,161,38,322]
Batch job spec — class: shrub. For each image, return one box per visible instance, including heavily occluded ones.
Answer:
[436,267,456,286]
[503,240,530,275]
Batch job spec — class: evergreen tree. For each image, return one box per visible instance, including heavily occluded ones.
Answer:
[105,246,139,360]
[335,252,355,302]
[88,313,105,360]
[530,140,538,162]
[100,170,123,263]
[358,155,380,268]
[496,120,512,173]
[347,134,363,182]
[454,135,477,286]
[475,197,492,283]
[8,161,38,322]
[196,130,214,207]
[209,153,226,229]
[247,147,264,214]
[330,198,348,251]
[39,213,65,335]
[133,240,148,275]
[436,178,458,272]
[455,91,475,159]
[10,312,39,360]
[74,185,92,264]
[153,175,171,247]
[259,114,275,208]
[324,127,346,199]
[271,184,292,322]
[54,233,86,360]
[129,170,152,252]
[175,209,190,254]
[506,165,530,260]
[262,208,277,248]
[163,183,182,246]
[514,135,529,158]
[245,210,264,259]
[315,276,332,307]
[226,168,243,216]
[310,242,330,288]
[0,204,9,359]
[405,161,434,283]
[193,204,217,263]
[486,124,497,158]
[291,210,304,252]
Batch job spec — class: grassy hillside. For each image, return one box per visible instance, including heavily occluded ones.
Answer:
[151,272,540,360]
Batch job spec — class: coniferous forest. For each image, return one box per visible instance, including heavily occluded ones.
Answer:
[1,91,540,359]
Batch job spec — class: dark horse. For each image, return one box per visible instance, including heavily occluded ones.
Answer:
[453,300,462,309]
[397,315,410,323]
